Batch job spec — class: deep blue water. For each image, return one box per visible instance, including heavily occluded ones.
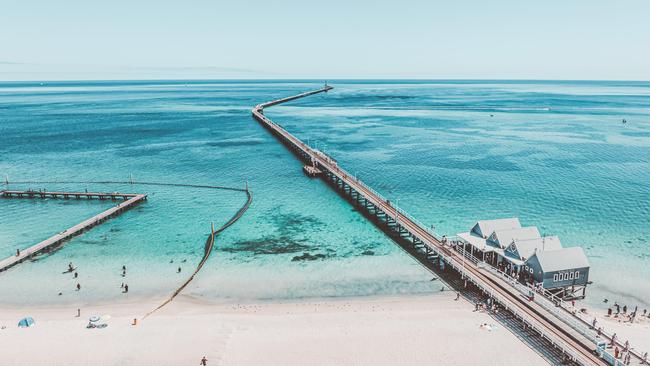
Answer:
[1,80,649,308]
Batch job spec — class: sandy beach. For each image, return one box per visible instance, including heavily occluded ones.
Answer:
[0,293,551,366]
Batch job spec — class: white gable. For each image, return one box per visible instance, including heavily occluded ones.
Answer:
[489,226,541,248]
[471,218,520,238]
[509,236,562,261]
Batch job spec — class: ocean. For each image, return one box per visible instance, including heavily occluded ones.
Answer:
[1,80,648,309]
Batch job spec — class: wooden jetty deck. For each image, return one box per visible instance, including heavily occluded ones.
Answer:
[0,190,147,272]
[2,190,138,200]
[253,87,641,366]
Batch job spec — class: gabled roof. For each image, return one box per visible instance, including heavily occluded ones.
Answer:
[457,232,489,251]
[489,226,540,248]
[507,236,562,261]
[530,247,590,272]
[471,218,521,238]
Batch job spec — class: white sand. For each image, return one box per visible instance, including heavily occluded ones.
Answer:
[0,293,551,366]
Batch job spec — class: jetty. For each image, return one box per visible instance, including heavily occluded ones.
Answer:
[1,190,138,200]
[0,190,147,272]
[252,86,643,366]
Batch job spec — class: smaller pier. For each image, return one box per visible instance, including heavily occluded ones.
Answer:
[0,190,147,272]
[1,190,138,200]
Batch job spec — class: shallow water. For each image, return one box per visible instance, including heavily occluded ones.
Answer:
[1,80,648,309]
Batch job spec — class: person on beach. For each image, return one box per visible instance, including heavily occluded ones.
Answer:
[74,272,78,279]
[623,305,627,313]
[177,267,182,273]
[455,292,460,301]
[200,356,208,365]
[69,262,74,272]
[124,284,129,293]
[76,283,81,291]
[642,351,647,364]
[608,308,612,317]
[77,308,80,317]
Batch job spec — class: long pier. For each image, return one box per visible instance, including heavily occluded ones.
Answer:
[0,190,147,272]
[252,87,638,366]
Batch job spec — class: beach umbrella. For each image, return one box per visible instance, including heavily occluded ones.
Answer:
[18,317,35,327]
[89,315,101,323]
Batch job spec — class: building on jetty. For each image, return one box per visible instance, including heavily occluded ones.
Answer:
[456,218,590,299]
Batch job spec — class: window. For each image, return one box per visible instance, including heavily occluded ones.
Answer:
[553,274,558,282]
[560,273,564,281]
[569,272,574,280]
[529,268,533,274]
[575,271,579,279]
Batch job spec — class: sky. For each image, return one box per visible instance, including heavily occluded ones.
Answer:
[1,0,649,81]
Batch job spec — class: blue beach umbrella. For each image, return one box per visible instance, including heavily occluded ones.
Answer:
[18,317,35,327]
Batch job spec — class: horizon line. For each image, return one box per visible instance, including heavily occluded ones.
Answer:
[2,77,650,84]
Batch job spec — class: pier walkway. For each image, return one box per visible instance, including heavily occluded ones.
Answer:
[252,87,640,366]
[2,190,139,200]
[0,190,147,272]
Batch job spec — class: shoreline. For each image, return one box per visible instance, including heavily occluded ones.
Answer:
[1,293,552,366]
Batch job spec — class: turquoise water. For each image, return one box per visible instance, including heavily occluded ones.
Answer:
[1,80,648,309]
